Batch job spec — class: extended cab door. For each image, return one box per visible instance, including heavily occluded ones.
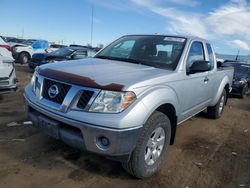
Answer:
[179,41,211,121]
[204,43,218,101]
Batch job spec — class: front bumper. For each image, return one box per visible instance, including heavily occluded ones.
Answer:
[24,94,142,162]
[28,61,37,69]
[28,61,46,70]
[230,83,245,95]
[0,70,18,94]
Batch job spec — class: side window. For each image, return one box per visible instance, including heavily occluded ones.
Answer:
[187,41,205,73]
[206,43,215,70]
[87,50,96,57]
[74,50,87,58]
[109,40,135,58]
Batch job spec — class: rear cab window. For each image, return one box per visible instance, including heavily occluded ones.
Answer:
[206,43,215,70]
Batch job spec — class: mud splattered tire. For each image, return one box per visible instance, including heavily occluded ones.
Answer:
[207,89,227,119]
[122,111,171,178]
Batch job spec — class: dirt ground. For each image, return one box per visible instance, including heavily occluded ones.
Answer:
[0,64,250,188]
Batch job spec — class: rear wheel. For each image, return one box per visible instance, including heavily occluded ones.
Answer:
[122,111,171,178]
[207,89,226,119]
[19,52,30,64]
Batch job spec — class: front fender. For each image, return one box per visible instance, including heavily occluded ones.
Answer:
[137,85,179,124]
[210,76,230,106]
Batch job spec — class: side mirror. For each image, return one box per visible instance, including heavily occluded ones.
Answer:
[189,60,211,74]
[217,61,222,68]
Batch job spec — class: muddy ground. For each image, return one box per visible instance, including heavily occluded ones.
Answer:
[0,64,249,188]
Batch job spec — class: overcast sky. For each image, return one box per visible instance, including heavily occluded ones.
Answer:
[0,0,250,55]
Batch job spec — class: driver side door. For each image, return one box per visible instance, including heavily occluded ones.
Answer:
[179,41,211,121]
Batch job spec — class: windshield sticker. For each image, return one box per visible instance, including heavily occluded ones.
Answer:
[164,37,185,42]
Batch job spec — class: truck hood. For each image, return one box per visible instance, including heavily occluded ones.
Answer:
[38,58,173,91]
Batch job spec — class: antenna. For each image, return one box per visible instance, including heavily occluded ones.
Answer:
[90,6,94,47]
[236,48,240,61]
[21,28,24,39]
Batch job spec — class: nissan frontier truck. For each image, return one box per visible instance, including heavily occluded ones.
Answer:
[24,35,234,178]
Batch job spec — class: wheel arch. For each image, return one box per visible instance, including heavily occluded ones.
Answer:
[18,51,31,60]
[210,76,230,106]
[156,103,177,145]
[224,83,230,105]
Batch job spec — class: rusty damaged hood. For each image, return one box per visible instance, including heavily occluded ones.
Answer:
[38,58,173,91]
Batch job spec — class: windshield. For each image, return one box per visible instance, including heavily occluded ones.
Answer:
[49,48,74,56]
[95,35,186,70]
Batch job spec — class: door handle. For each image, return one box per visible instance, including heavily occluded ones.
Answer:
[204,77,209,83]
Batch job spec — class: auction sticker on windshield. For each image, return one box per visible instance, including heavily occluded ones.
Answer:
[164,37,186,42]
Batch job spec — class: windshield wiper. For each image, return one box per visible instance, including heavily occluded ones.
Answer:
[95,55,170,69]
[95,56,141,64]
[95,55,112,60]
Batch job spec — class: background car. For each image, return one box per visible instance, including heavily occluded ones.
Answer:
[28,46,96,70]
[12,40,49,64]
[0,55,17,94]
[3,37,31,48]
[0,36,13,59]
[224,60,250,98]
[48,44,68,52]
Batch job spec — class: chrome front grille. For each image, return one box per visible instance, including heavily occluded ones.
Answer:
[42,78,71,104]
[38,77,99,112]
[76,90,95,109]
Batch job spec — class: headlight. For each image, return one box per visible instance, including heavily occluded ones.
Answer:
[88,90,136,113]
[30,69,38,92]
[234,79,245,85]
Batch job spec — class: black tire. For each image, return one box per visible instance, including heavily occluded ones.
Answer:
[122,111,171,178]
[19,52,30,64]
[240,84,248,98]
[207,89,227,119]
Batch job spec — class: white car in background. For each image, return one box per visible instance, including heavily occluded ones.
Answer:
[12,40,49,64]
[0,55,17,94]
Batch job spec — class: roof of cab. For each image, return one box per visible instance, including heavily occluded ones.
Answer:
[121,34,208,43]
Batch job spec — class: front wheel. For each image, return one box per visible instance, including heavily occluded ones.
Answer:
[122,111,171,178]
[19,52,30,64]
[207,89,227,119]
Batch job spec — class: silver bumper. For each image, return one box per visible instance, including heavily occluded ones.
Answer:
[24,94,142,161]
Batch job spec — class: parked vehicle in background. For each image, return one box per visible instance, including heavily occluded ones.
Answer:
[223,60,250,98]
[69,44,87,48]
[24,35,234,178]
[12,40,49,64]
[49,44,67,52]
[28,47,96,70]
[0,36,13,59]
[0,55,17,94]
[3,37,31,48]
[69,44,102,53]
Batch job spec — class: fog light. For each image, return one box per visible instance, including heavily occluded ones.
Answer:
[96,136,110,150]
[101,137,109,146]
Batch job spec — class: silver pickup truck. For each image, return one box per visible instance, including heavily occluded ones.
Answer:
[24,35,234,178]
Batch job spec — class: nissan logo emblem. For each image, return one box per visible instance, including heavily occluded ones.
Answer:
[48,85,59,98]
